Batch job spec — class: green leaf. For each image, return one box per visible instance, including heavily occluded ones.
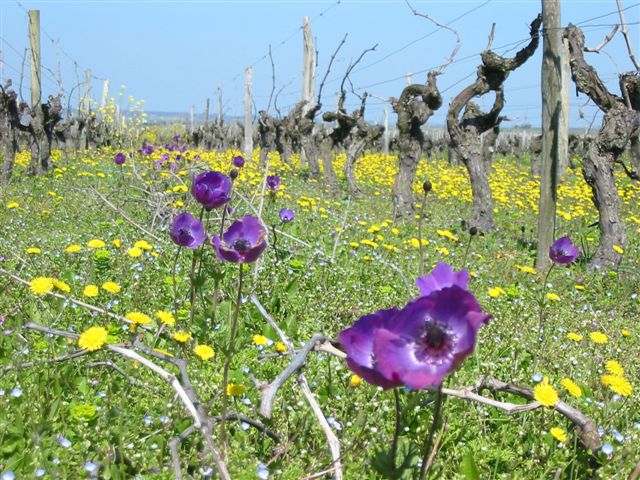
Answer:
[459,450,480,480]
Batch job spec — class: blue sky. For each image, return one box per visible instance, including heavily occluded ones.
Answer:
[1,0,638,127]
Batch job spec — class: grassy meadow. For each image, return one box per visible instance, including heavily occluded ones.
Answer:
[0,141,638,479]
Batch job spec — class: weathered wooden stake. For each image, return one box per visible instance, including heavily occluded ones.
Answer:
[536,0,566,270]
[217,84,223,125]
[203,98,210,126]
[301,16,316,112]
[80,68,92,113]
[383,107,390,156]
[558,37,570,176]
[28,10,41,110]
[244,67,253,160]
[190,104,195,134]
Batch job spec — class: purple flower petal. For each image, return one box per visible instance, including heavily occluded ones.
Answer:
[415,262,470,297]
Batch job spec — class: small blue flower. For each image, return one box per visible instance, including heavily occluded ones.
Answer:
[532,373,543,383]
[611,429,624,442]
[1,471,15,480]
[240,422,250,431]
[84,461,98,473]
[257,462,270,480]
[11,387,23,398]
[57,435,72,448]
[35,468,46,477]
[601,443,614,455]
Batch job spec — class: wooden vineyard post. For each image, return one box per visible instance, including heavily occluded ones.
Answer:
[203,98,210,126]
[217,84,223,125]
[536,0,566,270]
[383,107,390,156]
[244,67,253,161]
[190,104,195,134]
[28,9,44,174]
[301,16,316,111]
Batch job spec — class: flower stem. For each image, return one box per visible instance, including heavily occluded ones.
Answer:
[462,234,473,270]
[391,388,401,469]
[188,207,205,326]
[220,264,244,452]
[171,247,181,317]
[417,191,427,278]
[418,385,443,480]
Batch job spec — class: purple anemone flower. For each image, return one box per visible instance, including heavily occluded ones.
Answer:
[549,236,579,265]
[169,212,205,249]
[173,135,181,143]
[232,156,245,168]
[114,153,126,165]
[279,208,294,223]
[416,262,469,297]
[339,264,490,390]
[266,175,281,191]
[211,215,267,263]
[191,171,232,211]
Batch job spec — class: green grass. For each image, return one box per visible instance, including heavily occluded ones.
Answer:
[0,147,638,479]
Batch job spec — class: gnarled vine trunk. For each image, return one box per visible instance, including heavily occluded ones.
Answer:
[447,15,542,233]
[565,24,640,269]
[391,73,442,218]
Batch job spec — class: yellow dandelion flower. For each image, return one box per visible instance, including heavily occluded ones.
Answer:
[173,331,191,343]
[126,311,152,325]
[226,384,247,396]
[601,375,633,397]
[134,240,153,251]
[516,264,537,275]
[112,239,122,248]
[65,244,82,253]
[410,238,421,248]
[590,332,608,344]
[194,344,215,361]
[30,277,54,296]
[275,341,287,353]
[156,310,175,325]
[575,284,585,291]
[488,287,505,298]
[78,326,108,351]
[612,245,624,254]
[253,334,269,346]
[561,378,582,397]
[51,279,71,293]
[567,332,583,342]
[7,202,19,209]
[102,281,121,294]
[127,247,143,258]
[87,239,106,249]
[172,185,188,193]
[349,374,362,388]
[621,329,630,337]
[436,229,458,241]
[83,285,99,298]
[550,427,567,443]
[26,247,41,254]
[349,242,360,248]
[546,293,560,301]
[605,360,624,376]
[534,377,559,408]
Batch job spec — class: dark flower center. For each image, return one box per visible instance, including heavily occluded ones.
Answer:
[178,228,193,242]
[415,322,453,360]
[232,239,251,253]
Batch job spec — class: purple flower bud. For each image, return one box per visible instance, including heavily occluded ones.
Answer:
[279,208,294,223]
[173,135,181,143]
[211,215,267,264]
[549,236,579,265]
[114,153,126,165]
[169,212,205,249]
[266,175,281,191]
[191,171,232,211]
[232,156,245,168]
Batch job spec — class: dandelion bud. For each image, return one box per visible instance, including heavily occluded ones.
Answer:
[469,226,478,236]
[229,169,239,180]
[422,180,432,193]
